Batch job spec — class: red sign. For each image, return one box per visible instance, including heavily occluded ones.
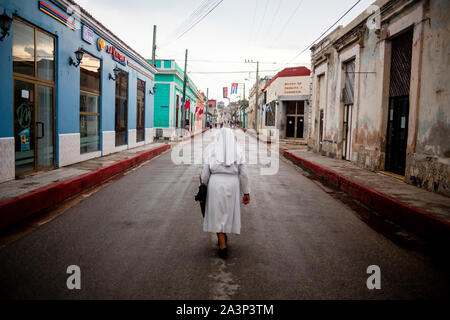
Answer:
[106,45,126,66]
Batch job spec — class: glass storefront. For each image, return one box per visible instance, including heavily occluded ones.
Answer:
[12,18,55,175]
[79,51,101,154]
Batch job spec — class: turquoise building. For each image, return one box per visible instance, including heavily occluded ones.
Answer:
[150,59,200,138]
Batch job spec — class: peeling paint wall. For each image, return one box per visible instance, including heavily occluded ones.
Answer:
[309,0,450,196]
[407,0,450,196]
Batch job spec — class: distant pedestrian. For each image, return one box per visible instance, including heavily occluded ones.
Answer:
[201,127,250,259]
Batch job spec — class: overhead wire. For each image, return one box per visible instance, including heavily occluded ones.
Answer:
[177,0,225,40]
[263,0,284,44]
[268,0,304,48]
[253,0,269,45]
[161,0,225,47]
[160,0,211,47]
[278,0,362,71]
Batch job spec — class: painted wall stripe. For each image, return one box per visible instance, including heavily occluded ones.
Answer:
[127,60,154,80]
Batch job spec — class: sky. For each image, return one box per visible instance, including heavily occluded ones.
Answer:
[75,0,375,103]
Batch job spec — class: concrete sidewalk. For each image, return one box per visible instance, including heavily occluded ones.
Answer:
[0,142,171,231]
[283,148,450,243]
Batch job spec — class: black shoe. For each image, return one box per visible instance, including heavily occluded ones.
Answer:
[218,247,228,259]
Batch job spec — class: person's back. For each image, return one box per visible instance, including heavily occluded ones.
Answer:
[200,128,250,259]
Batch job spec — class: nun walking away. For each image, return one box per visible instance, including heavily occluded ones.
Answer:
[201,128,250,259]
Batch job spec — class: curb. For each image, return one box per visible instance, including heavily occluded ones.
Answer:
[283,150,450,242]
[0,144,171,231]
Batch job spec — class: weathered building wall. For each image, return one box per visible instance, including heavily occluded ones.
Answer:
[407,0,450,196]
[308,0,450,196]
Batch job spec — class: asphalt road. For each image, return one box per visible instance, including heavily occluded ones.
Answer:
[0,130,448,299]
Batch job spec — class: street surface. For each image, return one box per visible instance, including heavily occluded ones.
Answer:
[0,130,448,299]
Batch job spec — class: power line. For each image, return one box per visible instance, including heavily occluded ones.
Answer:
[161,0,223,47]
[249,0,259,42]
[263,0,284,44]
[173,0,211,36]
[172,58,279,64]
[161,0,210,45]
[177,0,225,40]
[268,0,304,48]
[279,0,362,71]
[254,0,269,44]
[188,70,278,74]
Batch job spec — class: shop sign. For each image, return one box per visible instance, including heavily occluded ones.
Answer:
[106,45,126,66]
[82,25,95,44]
[97,38,105,51]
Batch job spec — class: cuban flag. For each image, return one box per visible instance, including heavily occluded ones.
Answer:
[231,83,238,95]
[223,87,228,98]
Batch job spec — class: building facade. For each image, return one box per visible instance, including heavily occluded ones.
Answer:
[262,67,311,139]
[0,0,157,183]
[248,76,272,131]
[151,59,200,138]
[195,91,206,131]
[206,99,216,127]
[308,0,450,196]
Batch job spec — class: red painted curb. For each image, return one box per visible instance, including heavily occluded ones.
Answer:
[283,150,450,241]
[0,144,171,231]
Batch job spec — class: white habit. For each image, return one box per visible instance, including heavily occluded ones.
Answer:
[201,128,250,235]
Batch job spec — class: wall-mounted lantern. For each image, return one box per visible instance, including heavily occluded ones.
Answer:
[69,48,84,67]
[0,9,13,41]
[149,85,157,95]
[109,68,120,81]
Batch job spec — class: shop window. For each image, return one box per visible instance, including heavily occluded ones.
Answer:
[80,51,101,154]
[13,19,35,77]
[136,79,145,142]
[115,70,129,146]
[13,19,56,81]
[37,31,55,81]
[286,101,296,115]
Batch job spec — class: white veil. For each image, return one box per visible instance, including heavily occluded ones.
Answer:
[209,128,244,167]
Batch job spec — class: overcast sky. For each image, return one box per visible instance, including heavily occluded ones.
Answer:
[75,0,374,102]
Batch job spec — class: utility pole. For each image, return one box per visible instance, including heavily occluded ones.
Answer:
[255,61,259,131]
[206,88,209,129]
[151,25,157,67]
[181,49,188,133]
[243,82,246,128]
[244,59,259,130]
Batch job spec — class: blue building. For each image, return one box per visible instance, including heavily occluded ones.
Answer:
[0,0,157,183]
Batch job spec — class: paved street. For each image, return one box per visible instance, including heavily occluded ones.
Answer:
[0,130,448,299]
